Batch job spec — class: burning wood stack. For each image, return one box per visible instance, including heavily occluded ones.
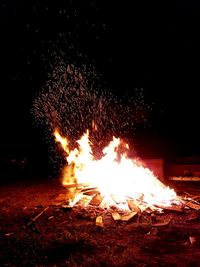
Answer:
[52,181,200,228]
[52,129,200,226]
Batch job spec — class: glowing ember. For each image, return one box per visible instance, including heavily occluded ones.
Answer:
[54,129,179,211]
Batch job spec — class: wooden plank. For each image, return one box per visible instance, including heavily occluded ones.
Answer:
[95,216,103,227]
[111,212,121,221]
[184,200,200,210]
[90,193,104,206]
[127,199,141,213]
[78,195,93,205]
[121,211,137,221]
[155,205,183,212]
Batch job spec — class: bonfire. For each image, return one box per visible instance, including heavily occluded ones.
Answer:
[54,129,180,219]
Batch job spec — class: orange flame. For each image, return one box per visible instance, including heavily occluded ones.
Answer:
[54,129,69,154]
[54,130,178,210]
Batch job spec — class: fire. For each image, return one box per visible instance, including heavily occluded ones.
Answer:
[54,129,179,211]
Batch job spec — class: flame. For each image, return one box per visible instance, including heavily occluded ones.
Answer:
[54,130,178,210]
[54,129,69,154]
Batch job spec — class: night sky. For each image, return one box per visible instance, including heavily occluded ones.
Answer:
[1,1,200,170]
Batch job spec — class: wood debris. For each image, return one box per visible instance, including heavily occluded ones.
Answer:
[186,212,199,221]
[89,193,104,206]
[95,216,103,227]
[99,197,115,209]
[147,228,158,236]
[81,187,98,196]
[61,204,73,209]
[78,195,93,205]
[121,211,137,221]
[184,200,200,210]
[156,205,183,212]
[191,196,200,203]
[112,212,121,221]
[189,236,197,245]
[52,193,68,206]
[5,232,14,237]
[69,192,84,207]
[127,199,141,213]
[152,218,171,227]
[28,206,49,226]
[52,180,200,229]
[57,220,68,226]
[64,183,90,190]
[169,176,200,181]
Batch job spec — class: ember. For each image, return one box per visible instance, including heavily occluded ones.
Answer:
[54,129,179,212]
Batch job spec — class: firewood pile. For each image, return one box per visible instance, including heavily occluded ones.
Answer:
[51,183,200,228]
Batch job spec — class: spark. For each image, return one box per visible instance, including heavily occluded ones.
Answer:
[32,58,151,171]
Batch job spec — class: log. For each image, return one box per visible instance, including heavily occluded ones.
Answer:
[184,200,200,210]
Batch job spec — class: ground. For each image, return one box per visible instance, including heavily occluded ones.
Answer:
[1,176,200,267]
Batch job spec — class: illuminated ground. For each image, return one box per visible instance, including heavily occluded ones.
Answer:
[1,177,200,266]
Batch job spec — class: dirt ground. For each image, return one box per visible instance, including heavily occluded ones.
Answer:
[1,177,200,267]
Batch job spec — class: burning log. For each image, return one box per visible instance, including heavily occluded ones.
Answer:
[127,199,141,213]
[184,200,200,210]
[192,195,200,201]
[89,193,104,206]
[78,195,93,205]
[81,187,98,196]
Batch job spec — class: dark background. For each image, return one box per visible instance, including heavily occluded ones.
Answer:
[1,1,200,176]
